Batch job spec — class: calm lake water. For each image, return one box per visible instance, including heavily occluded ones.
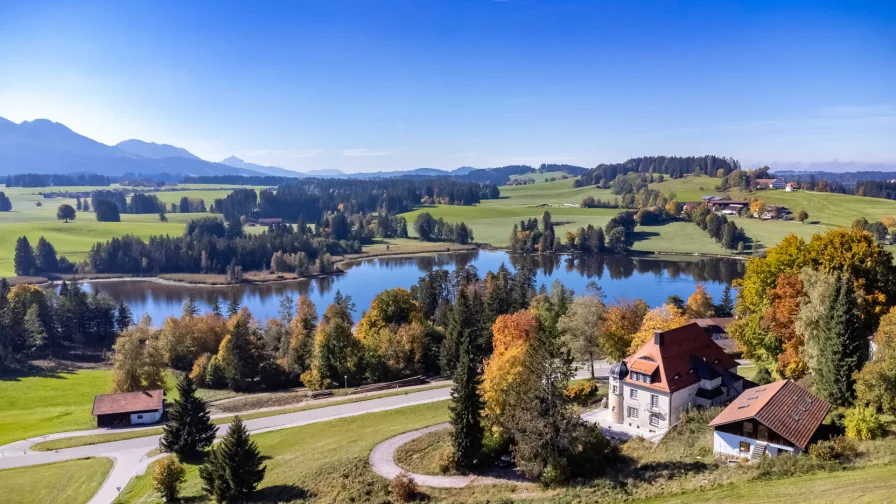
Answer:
[70,250,744,323]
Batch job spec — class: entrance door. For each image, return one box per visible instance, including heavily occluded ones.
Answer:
[758,425,769,442]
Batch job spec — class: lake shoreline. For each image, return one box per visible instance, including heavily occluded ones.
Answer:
[10,241,743,287]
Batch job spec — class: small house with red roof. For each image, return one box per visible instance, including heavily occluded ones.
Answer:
[92,389,165,428]
[708,379,830,460]
[607,323,745,434]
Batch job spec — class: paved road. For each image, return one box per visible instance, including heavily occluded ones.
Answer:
[0,361,611,504]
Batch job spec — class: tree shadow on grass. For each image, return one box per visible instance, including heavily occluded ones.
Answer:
[253,485,310,502]
[630,230,660,243]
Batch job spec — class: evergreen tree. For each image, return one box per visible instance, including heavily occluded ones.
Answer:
[116,302,133,332]
[182,295,199,318]
[35,237,58,273]
[813,273,870,406]
[211,295,223,318]
[450,339,484,471]
[227,293,241,317]
[160,374,218,457]
[199,416,265,503]
[440,289,483,375]
[715,285,734,317]
[14,236,36,276]
[666,294,686,315]
[219,313,259,391]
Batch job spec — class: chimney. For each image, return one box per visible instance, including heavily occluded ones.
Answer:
[654,331,664,346]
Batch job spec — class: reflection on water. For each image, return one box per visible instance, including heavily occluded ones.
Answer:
[63,250,744,323]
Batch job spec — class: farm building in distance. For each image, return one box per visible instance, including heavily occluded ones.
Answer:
[709,380,830,460]
[91,389,165,428]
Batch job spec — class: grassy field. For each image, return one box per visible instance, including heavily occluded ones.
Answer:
[0,184,266,277]
[0,369,114,446]
[400,174,896,254]
[115,401,451,503]
[0,457,112,504]
[639,464,896,504]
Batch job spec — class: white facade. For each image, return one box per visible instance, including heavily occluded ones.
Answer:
[769,178,787,189]
[130,407,163,425]
[713,431,798,458]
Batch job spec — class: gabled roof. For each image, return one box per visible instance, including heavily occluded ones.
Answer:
[92,389,164,416]
[624,323,739,394]
[691,317,735,331]
[708,380,831,449]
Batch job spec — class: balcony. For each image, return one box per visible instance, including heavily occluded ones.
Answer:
[646,402,665,414]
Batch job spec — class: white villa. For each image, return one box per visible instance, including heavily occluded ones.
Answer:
[607,323,745,434]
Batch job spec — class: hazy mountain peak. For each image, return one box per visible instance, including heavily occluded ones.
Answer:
[116,139,200,160]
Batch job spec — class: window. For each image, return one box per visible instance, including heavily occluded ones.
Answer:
[612,384,618,394]
[739,441,751,453]
[650,394,659,408]
[630,389,638,399]
[649,414,660,427]
[743,422,753,434]
[136,414,143,420]
[611,406,616,412]
[628,407,639,419]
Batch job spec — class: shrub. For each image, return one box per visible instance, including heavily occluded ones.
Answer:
[570,422,616,478]
[565,380,600,405]
[190,353,213,387]
[205,355,227,389]
[844,406,885,440]
[753,366,774,385]
[539,457,569,487]
[258,360,294,390]
[152,456,186,503]
[390,472,418,502]
[437,447,455,474]
[809,435,859,462]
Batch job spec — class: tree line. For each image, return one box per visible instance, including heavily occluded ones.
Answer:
[4,173,113,187]
[578,155,740,186]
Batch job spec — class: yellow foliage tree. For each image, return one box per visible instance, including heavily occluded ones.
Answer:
[601,299,649,361]
[629,304,689,352]
[685,284,715,319]
[480,311,539,433]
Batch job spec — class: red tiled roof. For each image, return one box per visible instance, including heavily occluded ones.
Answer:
[92,389,164,416]
[630,357,659,375]
[708,380,831,449]
[624,323,739,393]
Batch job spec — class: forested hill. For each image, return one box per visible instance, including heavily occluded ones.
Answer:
[579,155,741,186]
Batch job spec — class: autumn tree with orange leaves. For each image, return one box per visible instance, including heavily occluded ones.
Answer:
[480,311,539,434]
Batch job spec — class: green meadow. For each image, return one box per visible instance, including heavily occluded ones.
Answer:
[0,457,112,504]
[0,184,264,276]
[402,175,896,254]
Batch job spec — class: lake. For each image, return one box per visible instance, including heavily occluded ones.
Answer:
[70,250,745,322]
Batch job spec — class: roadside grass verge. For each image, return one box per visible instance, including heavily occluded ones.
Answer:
[115,401,451,503]
[0,457,112,504]
[29,383,451,451]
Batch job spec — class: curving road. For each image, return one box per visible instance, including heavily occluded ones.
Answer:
[0,361,612,504]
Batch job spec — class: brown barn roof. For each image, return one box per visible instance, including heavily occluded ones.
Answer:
[92,389,164,416]
[624,323,739,393]
[691,317,735,331]
[708,380,830,449]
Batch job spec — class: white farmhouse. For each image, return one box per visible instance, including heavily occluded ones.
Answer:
[92,389,165,427]
[708,379,830,460]
[607,323,745,434]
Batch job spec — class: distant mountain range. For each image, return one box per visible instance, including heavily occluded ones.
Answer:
[0,116,499,179]
[755,161,896,173]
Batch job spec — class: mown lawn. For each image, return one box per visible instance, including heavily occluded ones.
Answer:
[0,457,112,504]
[0,369,113,446]
[115,401,451,503]
[639,463,896,504]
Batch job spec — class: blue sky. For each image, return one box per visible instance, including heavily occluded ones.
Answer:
[0,0,893,173]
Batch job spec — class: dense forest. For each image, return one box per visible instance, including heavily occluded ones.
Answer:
[579,155,740,186]
[210,177,498,223]
[4,173,114,187]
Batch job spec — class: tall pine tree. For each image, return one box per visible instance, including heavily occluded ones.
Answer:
[199,416,265,502]
[440,288,485,375]
[160,374,217,457]
[715,285,734,317]
[450,339,484,472]
[813,273,869,407]
[116,302,133,332]
[14,236,36,276]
